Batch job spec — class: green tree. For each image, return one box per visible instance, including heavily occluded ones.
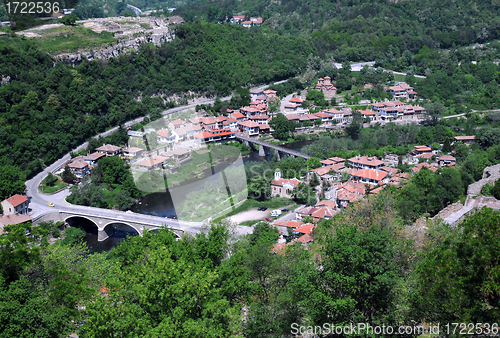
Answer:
[345,111,363,140]
[304,224,399,328]
[43,173,58,187]
[416,208,500,322]
[81,226,240,337]
[293,182,316,205]
[248,176,271,201]
[305,157,321,170]
[61,164,77,184]
[0,166,26,201]
[306,89,326,106]
[309,173,319,187]
[269,113,296,140]
[415,127,433,145]
[340,171,351,182]
[424,102,446,126]
[59,13,78,25]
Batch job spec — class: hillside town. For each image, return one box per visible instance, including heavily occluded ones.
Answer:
[52,76,479,252]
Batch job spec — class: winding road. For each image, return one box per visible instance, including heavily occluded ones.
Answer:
[25,94,269,237]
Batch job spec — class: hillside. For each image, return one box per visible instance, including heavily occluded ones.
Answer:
[172,0,500,61]
[0,22,314,195]
[13,16,182,58]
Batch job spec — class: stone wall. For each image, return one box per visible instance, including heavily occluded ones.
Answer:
[432,201,463,220]
[465,163,500,206]
[54,30,174,64]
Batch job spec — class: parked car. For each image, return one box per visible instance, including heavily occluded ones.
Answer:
[264,217,272,221]
[271,210,282,217]
[281,208,289,212]
[258,206,268,211]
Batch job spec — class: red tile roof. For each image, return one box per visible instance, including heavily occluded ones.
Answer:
[454,136,475,141]
[157,129,170,137]
[439,155,456,161]
[296,233,313,244]
[359,109,376,116]
[315,200,337,209]
[295,223,315,234]
[348,156,384,167]
[170,119,186,125]
[4,194,28,207]
[310,163,345,176]
[238,121,260,128]
[0,214,31,226]
[311,206,336,219]
[249,114,269,120]
[96,144,121,152]
[231,112,244,119]
[69,160,88,169]
[417,152,433,159]
[328,156,345,163]
[289,97,305,103]
[352,169,388,182]
[135,156,168,167]
[271,243,286,254]
[271,178,302,188]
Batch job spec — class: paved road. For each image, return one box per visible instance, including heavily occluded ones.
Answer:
[26,82,290,237]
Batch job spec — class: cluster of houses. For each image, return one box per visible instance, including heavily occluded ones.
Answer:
[230,16,263,28]
[67,144,123,178]
[267,136,476,250]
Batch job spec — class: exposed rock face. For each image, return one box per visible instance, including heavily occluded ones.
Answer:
[54,29,174,64]
[49,16,183,64]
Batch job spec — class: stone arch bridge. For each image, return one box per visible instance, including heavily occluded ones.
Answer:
[32,210,196,241]
[235,135,311,160]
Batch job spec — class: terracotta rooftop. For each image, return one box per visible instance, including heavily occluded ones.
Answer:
[157,129,170,138]
[294,223,315,234]
[4,194,28,207]
[271,177,302,188]
[135,156,168,167]
[0,214,32,227]
[352,169,388,182]
[348,156,384,167]
[454,136,475,141]
[96,144,121,152]
[296,233,313,244]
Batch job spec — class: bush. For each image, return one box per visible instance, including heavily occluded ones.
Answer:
[61,227,86,246]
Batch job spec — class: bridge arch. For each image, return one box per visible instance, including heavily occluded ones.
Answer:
[64,215,99,235]
[102,221,142,237]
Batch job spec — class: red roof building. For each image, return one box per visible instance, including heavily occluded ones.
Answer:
[1,194,29,215]
[351,169,388,185]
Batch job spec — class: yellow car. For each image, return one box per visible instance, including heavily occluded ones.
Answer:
[47,202,55,207]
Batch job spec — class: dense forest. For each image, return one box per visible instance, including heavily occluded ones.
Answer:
[1,204,498,336]
[173,0,500,59]
[0,23,313,199]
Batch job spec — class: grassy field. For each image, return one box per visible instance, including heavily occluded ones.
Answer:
[393,73,407,82]
[213,197,295,223]
[34,25,117,54]
[39,178,68,194]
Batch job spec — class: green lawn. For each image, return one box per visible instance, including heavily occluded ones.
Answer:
[213,197,294,223]
[34,25,117,54]
[39,179,68,194]
[393,73,406,82]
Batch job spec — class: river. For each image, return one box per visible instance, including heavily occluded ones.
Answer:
[77,139,315,252]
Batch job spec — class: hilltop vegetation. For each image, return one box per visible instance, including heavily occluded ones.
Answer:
[173,0,500,58]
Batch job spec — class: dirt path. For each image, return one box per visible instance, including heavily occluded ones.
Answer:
[228,209,271,224]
